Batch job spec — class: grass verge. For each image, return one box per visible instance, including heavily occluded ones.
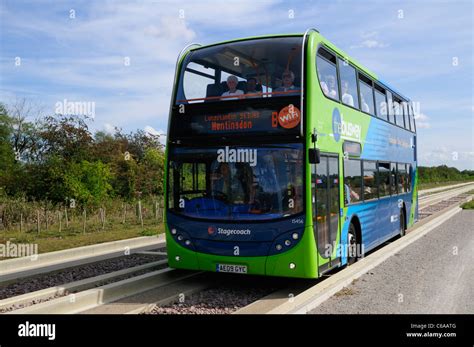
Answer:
[1,222,164,257]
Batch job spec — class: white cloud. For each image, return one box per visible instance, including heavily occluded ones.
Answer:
[350,39,389,49]
[144,18,196,41]
[144,125,167,145]
[103,123,115,134]
[414,112,431,129]
[419,146,474,170]
[144,125,161,136]
[349,30,389,49]
[360,31,378,39]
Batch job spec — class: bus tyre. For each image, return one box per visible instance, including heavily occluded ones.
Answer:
[399,209,406,237]
[347,223,358,265]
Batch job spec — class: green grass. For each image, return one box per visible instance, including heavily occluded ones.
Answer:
[418,180,474,191]
[461,199,474,210]
[1,221,164,257]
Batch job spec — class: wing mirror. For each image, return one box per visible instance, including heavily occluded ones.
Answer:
[308,148,320,164]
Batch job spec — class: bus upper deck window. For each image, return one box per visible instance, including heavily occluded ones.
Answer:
[386,90,395,124]
[358,74,375,116]
[317,48,339,101]
[338,58,359,109]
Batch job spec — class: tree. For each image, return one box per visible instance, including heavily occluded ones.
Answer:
[38,114,93,162]
[136,147,165,196]
[63,160,112,206]
[1,99,168,204]
[114,128,163,162]
[0,104,16,193]
[112,157,138,200]
[6,98,41,162]
[92,130,124,164]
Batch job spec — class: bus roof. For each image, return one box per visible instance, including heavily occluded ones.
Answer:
[189,33,303,52]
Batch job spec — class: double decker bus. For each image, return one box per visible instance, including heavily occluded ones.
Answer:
[165,29,418,278]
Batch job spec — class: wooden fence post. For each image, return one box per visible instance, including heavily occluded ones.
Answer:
[122,204,127,224]
[100,207,106,230]
[37,210,40,234]
[82,208,86,234]
[65,207,69,228]
[58,211,62,233]
[138,200,143,228]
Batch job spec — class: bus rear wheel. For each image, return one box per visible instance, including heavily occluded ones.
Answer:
[399,209,406,237]
[347,223,358,265]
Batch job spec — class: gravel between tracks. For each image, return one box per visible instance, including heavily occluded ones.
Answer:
[148,281,278,314]
[0,265,167,313]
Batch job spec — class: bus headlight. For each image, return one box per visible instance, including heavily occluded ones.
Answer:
[169,226,194,250]
[268,230,302,255]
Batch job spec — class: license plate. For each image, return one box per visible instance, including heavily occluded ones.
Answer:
[216,264,247,274]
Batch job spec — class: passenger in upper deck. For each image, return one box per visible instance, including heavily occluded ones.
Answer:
[275,70,299,95]
[318,69,330,95]
[341,80,354,107]
[361,94,370,113]
[221,75,244,100]
[245,77,260,98]
[325,75,338,99]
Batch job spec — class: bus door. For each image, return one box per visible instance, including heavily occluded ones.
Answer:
[312,154,341,274]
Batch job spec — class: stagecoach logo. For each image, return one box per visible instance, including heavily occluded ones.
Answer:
[208,226,251,236]
[217,227,251,236]
[332,108,361,142]
[217,146,257,167]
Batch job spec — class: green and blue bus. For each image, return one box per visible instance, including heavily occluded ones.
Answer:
[164,29,418,278]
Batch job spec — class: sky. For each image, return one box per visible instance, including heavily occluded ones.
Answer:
[0,0,473,169]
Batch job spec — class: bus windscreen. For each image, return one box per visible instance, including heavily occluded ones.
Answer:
[168,143,304,221]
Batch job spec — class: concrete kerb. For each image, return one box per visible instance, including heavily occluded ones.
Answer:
[0,259,168,310]
[7,268,199,314]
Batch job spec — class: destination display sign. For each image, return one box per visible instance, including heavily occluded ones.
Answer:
[170,100,302,138]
